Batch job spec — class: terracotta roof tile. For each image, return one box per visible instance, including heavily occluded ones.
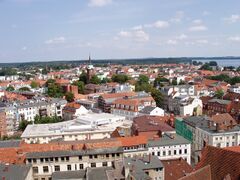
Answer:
[195,146,240,180]
[161,158,193,180]
[117,136,147,147]
[179,165,211,180]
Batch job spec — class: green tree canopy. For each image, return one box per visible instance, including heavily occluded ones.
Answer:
[79,71,88,84]
[90,75,101,84]
[215,89,224,99]
[111,74,130,84]
[30,81,39,89]
[6,85,15,92]
[19,120,32,131]
[65,92,74,102]
[72,81,85,94]
[18,86,31,92]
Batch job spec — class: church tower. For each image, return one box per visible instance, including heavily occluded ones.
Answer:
[86,54,94,84]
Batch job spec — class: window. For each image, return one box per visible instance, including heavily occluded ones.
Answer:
[184,149,187,154]
[66,157,69,161]
[179,150,182,154]
[33,159,37,163]
[79,164,84,169]
[168,151,171,155]
[61,157,65,161]
[163,151,166,156]
[232,136,235,139]
[106,154,109,158]
[217,143,221,147]
[91,163,96,167]
[152,152,155,156]
[67,165,71,171]
[94,155,98,158]
[232,142,235,146]
[157,152,160,156]
[116,153,120,157]
[79,156,82,160]
[54,165,60,172]
[45,158,49,162]
[40,158,44,163]
[226,142,229,147]
[27,159,32,163]
[112,153,115,157]
[174,150,177,155]
[102,162,108,167]
[50,157,53,162]
[55,157,58,162]
[89,155,93,159]
[43,166,49,173]
[32,167,38,174]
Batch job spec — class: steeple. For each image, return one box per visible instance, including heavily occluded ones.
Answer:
[88,53,91,65]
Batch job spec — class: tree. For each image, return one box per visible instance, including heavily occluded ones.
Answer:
[171,79,178,85]
[79,71,88,84]
[30,81,39,89]
[47,83,64,98]
[46,79,56,87]
[72,81,85,94]
[151,88,163,107]
[209,61,218,66]
[34,115,62,124]
[138,75,149,85]
[19,120,32,131]
[6,85,15,92]
[101,78,111,84]
[215,89,224,99]
[90,75,101,84]
[200,63,213,71]
[65,92,74,102]
[154,76,169,87]
[18,86,31,92]
[111,74,130,84]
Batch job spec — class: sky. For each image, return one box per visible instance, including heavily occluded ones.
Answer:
[0,0,240,62]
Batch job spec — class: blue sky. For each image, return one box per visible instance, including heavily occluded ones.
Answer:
[0,0,240,62]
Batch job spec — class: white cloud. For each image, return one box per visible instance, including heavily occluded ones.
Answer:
[167,39,178,45]
[228,36,240,42]
[176,34,188,40]
[45,36,66,44]
[170,11,185,23]
[88,0,112,7]
[21,46,27,51]
[118,29,149,42]
[196,39,208,44]
[202,11,210,16]
[144,20,169,29]
[134,30,149,42]
[192,19,203,24]
[189,25,208,31]
[118,30,132,38]
[131,25,143,30]
[224,14,240,23]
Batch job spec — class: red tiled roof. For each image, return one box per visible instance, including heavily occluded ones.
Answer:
[224,146,240,153]
[179,165,211,180]
[133,115,174,132]
[117,136,147,147]
[101,92,136,99]
[195,146,240,180]
[161,158,193,180]
[210,113,236,126]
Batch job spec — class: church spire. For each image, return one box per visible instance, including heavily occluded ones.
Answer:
[88,53,91,65]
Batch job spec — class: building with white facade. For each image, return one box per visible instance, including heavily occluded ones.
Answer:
[139,106,165,116]
[21,112,130,144]
[148,133,191,164]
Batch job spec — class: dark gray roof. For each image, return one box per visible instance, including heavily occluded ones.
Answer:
[208,98,231,105]
[139,106,156,114]
[0,164,31,180]
[183,116,210,128]
[52,170,86,180]
[0,140,21,149]
[124,155,163,179]
[148,134,190,147]
[26,147,123,159]
[87,167,113,180]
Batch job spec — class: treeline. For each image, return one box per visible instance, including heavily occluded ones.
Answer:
[207,74,240,85]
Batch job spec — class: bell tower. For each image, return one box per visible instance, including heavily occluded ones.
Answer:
[86,54,94,84]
